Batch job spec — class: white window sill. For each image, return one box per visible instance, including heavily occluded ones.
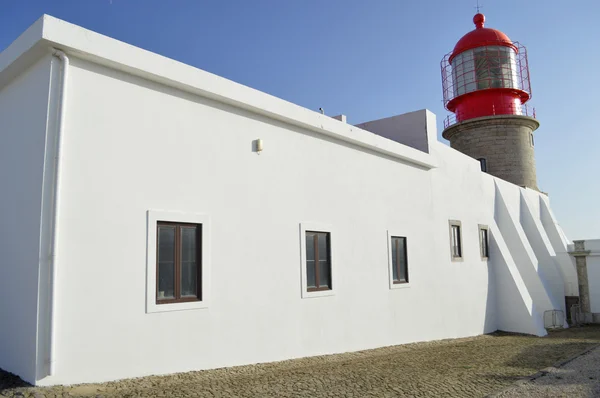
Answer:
[390,282,411,290]
[147,300,209,314]
[303,289,336,299]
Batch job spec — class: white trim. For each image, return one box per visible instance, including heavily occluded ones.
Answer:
[146,210,210,313]
[299,222,337,299]
[387,230,411,290]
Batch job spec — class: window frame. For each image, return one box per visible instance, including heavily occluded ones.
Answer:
[387,230,411,290]
[305,231,332,292]
[156,221,202,305]
[479,224,490,260]
[449,220,463,262]
[146,210,210,313]
[299,222,337,299]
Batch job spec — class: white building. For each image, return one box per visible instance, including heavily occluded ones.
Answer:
[0,15,580,386]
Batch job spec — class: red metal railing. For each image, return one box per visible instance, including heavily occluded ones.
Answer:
[443,103,536,129]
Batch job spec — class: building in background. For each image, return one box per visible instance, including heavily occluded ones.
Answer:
[0,14,586,386]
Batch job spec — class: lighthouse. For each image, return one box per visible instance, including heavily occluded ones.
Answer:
[441,13,540,190]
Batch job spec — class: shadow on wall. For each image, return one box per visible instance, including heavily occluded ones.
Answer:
[488,223,546,336]
[484,260,497,333]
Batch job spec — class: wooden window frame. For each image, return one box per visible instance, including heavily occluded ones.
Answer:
[391,236,409,284]
[449,220,463,261]
[305,231,332,292]
[156,222,202,305]
[479,225,489,260]
[299,222,336,299]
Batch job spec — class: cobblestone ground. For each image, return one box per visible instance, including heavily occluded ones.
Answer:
[496,344,600,397]
[1,326,600,398]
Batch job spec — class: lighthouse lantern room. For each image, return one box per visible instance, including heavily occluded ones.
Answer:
[441,13,533,127]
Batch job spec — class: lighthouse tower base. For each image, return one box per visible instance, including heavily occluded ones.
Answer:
[442,115,540,190]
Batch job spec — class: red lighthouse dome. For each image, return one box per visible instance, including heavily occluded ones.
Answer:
[441,13,533,125]
[450,14,515,61]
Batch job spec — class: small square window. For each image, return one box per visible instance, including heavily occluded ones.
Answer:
[305,231,332,292]
[157,222,202,304]
[479,225,489,260]
[390,236,408,284]
[477,158,487,172]
[449,221,463,261]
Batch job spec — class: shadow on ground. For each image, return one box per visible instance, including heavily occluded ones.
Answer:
[0,369,31,393]
[503,341,597,370]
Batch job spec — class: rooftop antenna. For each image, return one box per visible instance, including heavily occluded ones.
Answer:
[475,0,483,13]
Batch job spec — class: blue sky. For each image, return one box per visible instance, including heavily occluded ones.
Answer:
[1,0,599,239]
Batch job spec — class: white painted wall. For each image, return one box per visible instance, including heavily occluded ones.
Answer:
[33,57,505,386]
[490,220,547,336]
[356,110,431,153]
[30,54,570,385]
[0,56,52,384]
[584,240,600,253]
[427,143,498,336]
[520,191,566,317]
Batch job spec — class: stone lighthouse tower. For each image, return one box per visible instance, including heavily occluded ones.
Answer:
[441,13,539,190]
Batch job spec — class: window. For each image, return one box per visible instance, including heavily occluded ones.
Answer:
[473,46,518,90]
[146,210,210,313]
[390,236,408,284]
[477,158,487,172]
[530,133,535,147]
[451,50,476,96]
[305,231,332,292]
[451,46,519,97]
[479,225,489,260]
[300,223,336,298]
[449,221,463,260]
[157,222,202,304]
